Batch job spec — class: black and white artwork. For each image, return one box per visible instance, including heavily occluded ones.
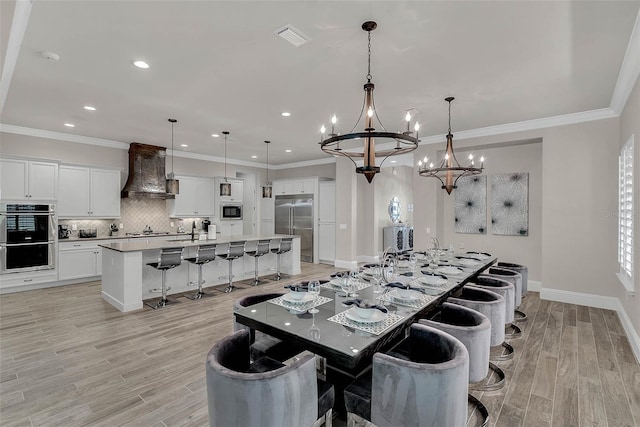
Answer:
[491,172,529,236]
[455,175,487,234]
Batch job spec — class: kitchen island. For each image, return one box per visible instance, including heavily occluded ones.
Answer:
[99,234,300,312]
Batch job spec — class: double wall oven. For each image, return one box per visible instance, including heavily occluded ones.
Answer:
[0,203,56,273]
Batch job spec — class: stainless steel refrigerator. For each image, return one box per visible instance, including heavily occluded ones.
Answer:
[275,195,313,262]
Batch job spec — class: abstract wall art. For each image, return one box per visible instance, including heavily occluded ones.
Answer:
[455,175,487,234]
[491,172,529,236]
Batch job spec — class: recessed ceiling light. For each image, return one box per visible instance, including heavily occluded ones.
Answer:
[281,112,291,117]
[275,25,311,47]
[64,123,75,127]
[83,105,96,111]
[285,149,292,153]
[211,133,220,138]
[180,144,188,147]
[133,60,149,69]
[390,160,397,163]
[251,155,257,159]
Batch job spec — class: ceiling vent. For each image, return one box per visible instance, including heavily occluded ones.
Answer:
[275,25,310,47]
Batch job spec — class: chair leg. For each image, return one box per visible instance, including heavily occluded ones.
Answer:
[514,309,527,322]
[490,341,514,361]
[225,259,234,293]
[187,264,211,300]
[275,253,282,280]
[253,256,260,286]
[146,269,177,309]
[468,394,490,427]
[505,322,522,339]
[469,362,506,392]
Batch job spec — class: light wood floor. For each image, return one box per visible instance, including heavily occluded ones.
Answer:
[0,263,638,427]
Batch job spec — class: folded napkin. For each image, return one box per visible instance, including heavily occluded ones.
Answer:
[284,284,308,292]
[385,282,409,289]
[330,271,348,278]
[455,255,481,261]
[400,272,414,277]
[361,263,380,268]
[342,299,388,313]
[466,251,491,257]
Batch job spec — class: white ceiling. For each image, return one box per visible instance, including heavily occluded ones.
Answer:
[1,1,638,166]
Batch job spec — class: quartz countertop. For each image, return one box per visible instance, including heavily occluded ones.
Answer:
[99,234,299,252]
[59,232,191,242]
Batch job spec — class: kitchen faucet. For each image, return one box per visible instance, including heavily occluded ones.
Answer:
[191,221,196,241]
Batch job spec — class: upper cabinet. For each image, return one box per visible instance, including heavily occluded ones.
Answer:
[0,158,58,201]
[214,177,243,203]
[167,176,214,217]
[58,165,121,218]
[272,178,315,196]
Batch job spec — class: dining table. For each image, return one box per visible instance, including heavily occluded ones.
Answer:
[235,252,498,387]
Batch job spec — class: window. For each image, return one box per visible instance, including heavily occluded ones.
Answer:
[618,135,634,292]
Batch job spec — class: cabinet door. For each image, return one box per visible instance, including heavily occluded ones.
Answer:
[260,196,274,220]
[196,178,214,216]
[261,219,274,234]
[59,248,97,280]
[273,181,286,195]
[301,179,315,194]
[0,159,28,200]
[28,161,58,200]
[58,166,91,217]
[91,169,121,217]
[230,180,243,202]
[173,177,198,216]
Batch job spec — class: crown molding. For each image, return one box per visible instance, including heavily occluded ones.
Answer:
[610,9,640,114]
[0,0,32,114]
[0,106,620,171]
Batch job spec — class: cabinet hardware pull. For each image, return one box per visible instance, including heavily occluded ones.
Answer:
[23,279,33,282]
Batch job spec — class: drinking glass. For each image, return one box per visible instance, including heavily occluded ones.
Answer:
[448,243,455,261]
[308,280,320,314]
[348,271,359,298]
[372,265,383,294]
[340,276,352,298]
[428,249,440,273]
[308,313,320,341]
[408,253,418,273]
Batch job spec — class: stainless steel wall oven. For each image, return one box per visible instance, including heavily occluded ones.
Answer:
[0,203,56,273]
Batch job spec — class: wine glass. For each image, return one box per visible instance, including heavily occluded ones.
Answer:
[408,253,418,274]
[308,280,320,314]
[348,271,359,298]
[372,265,383,294]
[308,313,320,341]
[448,243,455,262]
[340,276,352,298]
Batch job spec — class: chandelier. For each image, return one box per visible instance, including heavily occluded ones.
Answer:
[319,21,419,183]
[165,118,179,195]
[262,140,272,198]
[417,97,484,194]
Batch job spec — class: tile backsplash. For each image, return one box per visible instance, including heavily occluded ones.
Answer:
[59,199,206,237]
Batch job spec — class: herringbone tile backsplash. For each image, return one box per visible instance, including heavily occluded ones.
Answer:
[59,199,205,238]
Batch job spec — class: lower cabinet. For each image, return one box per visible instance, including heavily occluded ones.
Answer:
[58,240,116,280]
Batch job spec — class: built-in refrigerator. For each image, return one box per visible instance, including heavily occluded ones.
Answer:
[275,195,313,262]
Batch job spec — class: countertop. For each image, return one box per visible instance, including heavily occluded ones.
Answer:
[98,234,299,252]
[58,232,191,242]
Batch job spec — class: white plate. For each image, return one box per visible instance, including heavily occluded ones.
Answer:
[361,268,378,276]
[456,258,481,267]
[466,252,491,260]
[345,309,386,324]
[396,260,411,268]
[393,289,422,304]
[437,266,464,276]
[418,275,448,286]
[282,292,315,304]
[329,278,346,289]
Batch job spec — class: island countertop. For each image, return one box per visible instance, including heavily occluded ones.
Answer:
[98,234,299,253]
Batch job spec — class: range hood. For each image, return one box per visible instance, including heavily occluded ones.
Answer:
[121,143,175,199]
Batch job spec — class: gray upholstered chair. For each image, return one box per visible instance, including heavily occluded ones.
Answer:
[206,329,334,427]
[217,240,246,293]
[344,323,469,427]
[145,247,183,309]
[448,285,513,361]
[421,302,504,395]
[484,266,526,321]
[472,275,522,339]
[233,292,303,362]
[496,261,528,297]
[185,243,217,300]
[245,239,271,286]
[271,237,293,280]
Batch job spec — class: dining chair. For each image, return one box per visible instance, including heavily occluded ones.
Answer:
[482,266,526,322]
[206,329,334,427]
[344,323,469,427]
[233,292,303,362]
[469,275,522,339]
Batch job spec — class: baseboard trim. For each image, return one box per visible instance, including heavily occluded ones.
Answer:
[356,255,380,264]
[540,287,640,363]
[101,291,142,313]
[334,259,358,270]
[527,280,541,292]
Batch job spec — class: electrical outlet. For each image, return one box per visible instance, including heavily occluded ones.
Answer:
[170,222,174,227]
[426,227,431,234]
[339,224,347,230]
[119,223,123,229]
[71,224,77,231]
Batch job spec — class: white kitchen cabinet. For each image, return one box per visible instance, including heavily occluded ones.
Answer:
[215,178,243,203]
[58,166,120,218]
[168,176,214,217]
[218,221,243,237]
[0,158,58,201]
[260,219,274,234]
[292,179,314,194]
[273,181,293,196]
[272,178,316,196]
[58,239,119,280]
[318,181,336,263]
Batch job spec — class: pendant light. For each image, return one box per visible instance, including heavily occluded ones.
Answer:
[262,140,272,198]
[417,97,484,194]
[220,131,231,196]
[165,118,179,195]
[319,21,419,183]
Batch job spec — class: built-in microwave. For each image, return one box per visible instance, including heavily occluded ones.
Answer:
[221,204,242,220]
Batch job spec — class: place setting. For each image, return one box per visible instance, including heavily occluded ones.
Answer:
[377,282,436,308]
[268,282,332,313]
[327,298,404,335]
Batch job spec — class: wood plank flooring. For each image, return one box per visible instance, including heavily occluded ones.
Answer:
[1,263,638,427]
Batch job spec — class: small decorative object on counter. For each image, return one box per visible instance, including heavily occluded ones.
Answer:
[110,223,119,236]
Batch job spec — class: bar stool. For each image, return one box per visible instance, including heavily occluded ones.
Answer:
[245,239,271,286]
[217,241,246,293]
[470,275,522,339]
[483,266,527,322]
[271,237,293,281]
[421,302,505,394]
[146,247,183,309]
[448,285,514,361]
[497,261,529,298]
[185,243,217,300]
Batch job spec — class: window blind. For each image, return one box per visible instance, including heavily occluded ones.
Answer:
[618,136,634,289]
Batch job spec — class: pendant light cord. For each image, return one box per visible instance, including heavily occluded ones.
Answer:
[366,30,372,82]
[171,121,174,173]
